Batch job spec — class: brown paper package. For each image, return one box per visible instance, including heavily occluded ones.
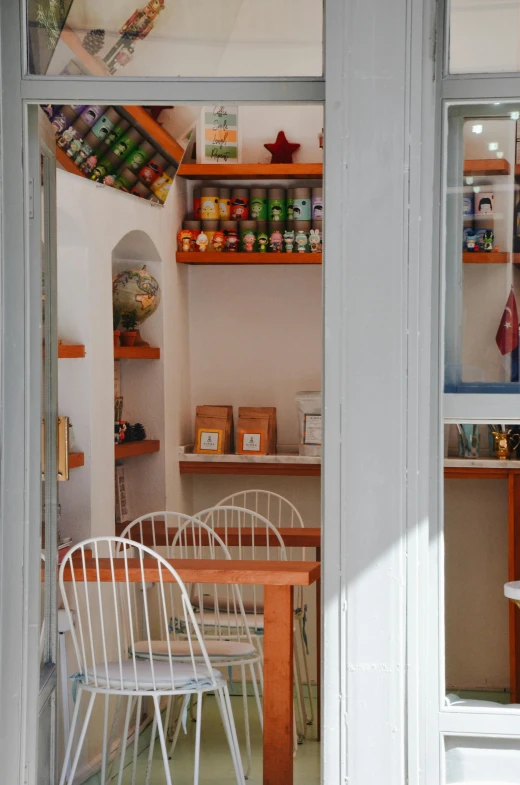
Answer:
[236,407,277,455]
[193,405,234,454]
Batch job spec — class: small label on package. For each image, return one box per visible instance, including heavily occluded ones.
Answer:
[303,414,322,446]
[242,433,262,452]
[198,429,221,452]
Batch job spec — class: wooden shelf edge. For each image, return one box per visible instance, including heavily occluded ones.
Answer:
[56,146,87,178]
[463,158,511,176]
[122,106,185,164]
[463,252,509,264]
[59,344,86,358]
[179,460,320,477]
[60,26,111,76]
[177,251,322,265]
[177,163,323,180]
[69,452,85,469]
[115,440,160,460]
[114,346,160,360]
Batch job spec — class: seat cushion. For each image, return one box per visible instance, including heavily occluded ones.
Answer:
[83,660,222,691]
[132,639,258,661]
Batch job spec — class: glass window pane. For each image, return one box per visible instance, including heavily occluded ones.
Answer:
[450,0,520,74]
[27,0,323,77]
[444,104,520,394]
[446,735,520,781]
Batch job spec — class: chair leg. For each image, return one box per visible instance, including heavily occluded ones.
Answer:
[64,691,96,785]
[249,662,263,731]
[216,686,245,785]
[144,703,158,785]
[168,694,190,759]
[241,666,252,779]
[103,695,123,784]
[294,646,307,742]
[299,617,316,726]
[59,685,84,785]
[100,694,110,785]
[115,696,134,785]
[153,695,173,785]
[193,690,203,785]
[131,696,142,785]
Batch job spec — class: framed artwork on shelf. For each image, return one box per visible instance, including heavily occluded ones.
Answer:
[197,105,241,164]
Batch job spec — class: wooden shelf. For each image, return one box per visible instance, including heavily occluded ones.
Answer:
[180,460,320,476]
[463,252,509,264]
[463,158,511,176]
[114,346,160,360]
[122,106,185,164]
[177,252,322,265]
[56,146,86,178]
[58,344,85,358]
[177,163,323,181]
[69,452,85,469]
[115,440,160,460]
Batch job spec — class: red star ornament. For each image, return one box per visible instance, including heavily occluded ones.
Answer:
[264,131,301,164]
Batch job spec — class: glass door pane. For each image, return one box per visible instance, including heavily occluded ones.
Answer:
[26,0,323,77]
[450,0,520,74]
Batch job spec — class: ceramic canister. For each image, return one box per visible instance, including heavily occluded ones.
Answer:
[231,188,249,220]
[202,220,219,247]
[268,188,287,222]
[139,154,166,187]
[111,128,142,161]
[250,188,267,220]
[70,105,88,115]
[240,220,257,252]
[57,118,90,153]
[219,188,231,220]
[98,119,131,155]
[312,187,324,221]
[183,220,202,251]
[125,140,155,173]
[287,189,295,220]
[79,105,105,128]
[193,188,201,219]
[113,168,138,192]
[131,181,152,199]
[293,188,311,221]
[91,108,121,143]
[200,187,219,220]
[50,105,79,135]
[294,219,311,253]
[221,220,239,252]
[151,165,176,202]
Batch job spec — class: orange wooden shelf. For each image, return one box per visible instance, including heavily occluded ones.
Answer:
[179,460,320,477]
[56,146,86,178]
[115,440,160,460]
[61,26,111,76]
[463,158,511,176]
[463,252,509,264]
[114,346,160,360]
[177,163,323,180]
[123,106,185,164]
[69,452,85,469]
[177,251,322,265]
[58,344,85,358]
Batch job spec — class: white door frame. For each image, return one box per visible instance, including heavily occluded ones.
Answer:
[0,1,441,783]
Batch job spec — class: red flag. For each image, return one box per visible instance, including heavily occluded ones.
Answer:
[496,290,519,355]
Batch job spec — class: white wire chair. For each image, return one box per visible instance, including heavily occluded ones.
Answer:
[213,491,316,738]
[119,515,264,778]
[58,536,245,785]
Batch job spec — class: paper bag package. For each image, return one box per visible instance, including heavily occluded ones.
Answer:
[236,407,277,455]
[193,405,234,454]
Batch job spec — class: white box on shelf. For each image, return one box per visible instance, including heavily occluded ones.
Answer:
[474,191,494,215]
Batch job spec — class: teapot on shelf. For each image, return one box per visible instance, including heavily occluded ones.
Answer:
[490,427,520,460]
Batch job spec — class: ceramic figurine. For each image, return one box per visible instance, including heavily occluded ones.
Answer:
[81,154,99,175]
[482,229,494,252]
[464,230,478,252]
[270,230,283,253]
[284,230,295,253]
[257,232,269,253]
[57,127,77,149]
[177,229,193,252]
[196,231,209,252]
[103,0,165,75]
[295,230,309,253]
[309,229,321,253]
[66,137,84,158]
[243,231,256,252]
[211,231,225,252]
[225,233,239,252]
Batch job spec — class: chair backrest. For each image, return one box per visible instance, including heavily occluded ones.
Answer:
[59,536,217,694]
[195,506,288,619]
[215,490,305,530]
[171,519,255,644]
[119,511,196,553]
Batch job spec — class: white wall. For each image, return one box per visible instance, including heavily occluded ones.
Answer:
[450,0,520,73]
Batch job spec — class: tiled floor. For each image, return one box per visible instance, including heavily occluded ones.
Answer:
[85,695,320,785]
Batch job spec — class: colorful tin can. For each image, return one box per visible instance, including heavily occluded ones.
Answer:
[111,128,142,161]
[293,188,311,221]
[90,151,120,181]
[268,188,287,222]
[91,108,121,142]
[113,168,138,192]
[131,181,152,199]
[231,188,249,220]
[250,188,267,220]
[139,154,166,187]
[193,188,201,219]
[99,119,131,153]
[311,187,323,221]
[150,165,176,202]
[79,105,105,128]
[202,220,219,247]
[200,187,219,220]
[125,140,155,172]
[287,189,295,220]
[219,188,231,220]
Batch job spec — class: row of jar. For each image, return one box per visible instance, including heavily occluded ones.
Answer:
[178,219,323,253]
[194,186,323,223]
[44,104,176,202]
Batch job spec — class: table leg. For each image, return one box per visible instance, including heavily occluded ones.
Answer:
[316,546,321,741]
[263,584,294,785]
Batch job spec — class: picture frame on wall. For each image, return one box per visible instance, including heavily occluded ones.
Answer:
[197,105,241,164]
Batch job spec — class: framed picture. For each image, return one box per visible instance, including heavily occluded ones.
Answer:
[197,105,241,164]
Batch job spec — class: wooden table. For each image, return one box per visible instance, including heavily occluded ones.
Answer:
[62,558,320,785]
